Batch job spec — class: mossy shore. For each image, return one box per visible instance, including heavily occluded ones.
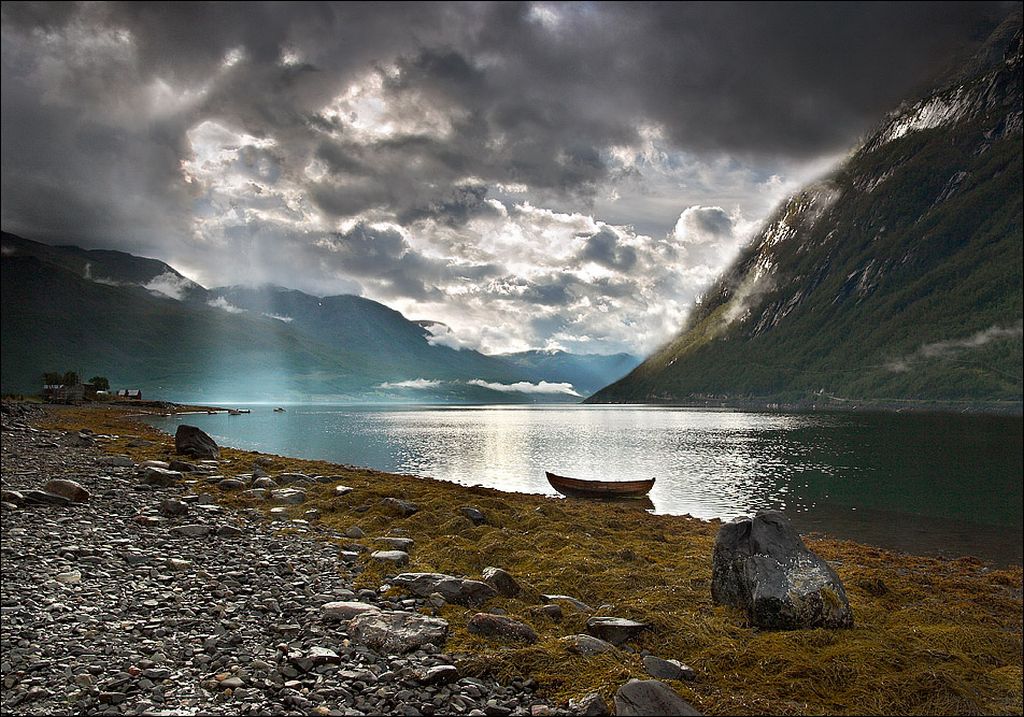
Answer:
[37,403,1024,716]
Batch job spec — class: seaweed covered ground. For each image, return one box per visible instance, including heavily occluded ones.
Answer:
[39,404,1024,716]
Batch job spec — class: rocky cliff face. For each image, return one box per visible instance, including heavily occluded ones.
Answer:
[591,12,1022,408]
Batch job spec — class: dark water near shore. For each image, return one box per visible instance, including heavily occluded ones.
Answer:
[147,405,1023,565]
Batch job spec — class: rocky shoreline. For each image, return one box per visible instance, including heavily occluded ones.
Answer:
[0,404,573,716]
[3,402,1022,716]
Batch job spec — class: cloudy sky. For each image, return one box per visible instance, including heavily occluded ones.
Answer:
[1,2,1009,355]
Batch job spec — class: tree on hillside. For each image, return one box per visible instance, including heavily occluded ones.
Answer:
[89,376,110,391]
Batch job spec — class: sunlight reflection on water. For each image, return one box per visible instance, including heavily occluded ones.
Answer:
[147,404,1022,564]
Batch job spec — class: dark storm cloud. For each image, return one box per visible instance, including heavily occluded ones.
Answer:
[398,184,505,227]
[483,268,641,308]
[321,223,447,301]
[318,223,506,300]
[0,1,470,247]
[579,228,638,271]
[677,207,734,243]
[586,2,1014,155]
[463,1,1013,156]
[0,0,1013,304]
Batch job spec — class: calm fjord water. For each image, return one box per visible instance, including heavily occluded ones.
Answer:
[147,405,1023,565]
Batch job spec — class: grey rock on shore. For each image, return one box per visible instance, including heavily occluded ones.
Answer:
[174,424,220,460]
[392,572,498,606]
[561,634,616,655]
[614,679,702,716]
[585,616,649,645]
[711,510,854,630]
[643,656,696,682]
[467,614,538,644]
[348,611,449,653]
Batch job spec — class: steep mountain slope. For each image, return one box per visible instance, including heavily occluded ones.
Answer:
[591,14,1023,408]
[1,232,208,302]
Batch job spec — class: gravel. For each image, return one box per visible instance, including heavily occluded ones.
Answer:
[1,404,566,716]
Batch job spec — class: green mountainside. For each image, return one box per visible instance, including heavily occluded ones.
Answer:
[1,251,385,400]
[590,13,1023,410]
[1,234,209,302]
[1,235,633,402]
[207,285,532,384]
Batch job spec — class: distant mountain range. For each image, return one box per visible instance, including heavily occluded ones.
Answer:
[0,233,639,402]
[591,12,1023,410]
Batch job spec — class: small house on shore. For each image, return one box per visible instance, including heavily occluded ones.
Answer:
[42,383,86,404]
[116,389,143,400]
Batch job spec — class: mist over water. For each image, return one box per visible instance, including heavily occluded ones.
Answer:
[147,405,1023,565]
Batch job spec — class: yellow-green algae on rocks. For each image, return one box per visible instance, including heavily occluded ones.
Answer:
[41,405,1023,716]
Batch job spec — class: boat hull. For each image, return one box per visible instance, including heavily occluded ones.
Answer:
[545,472,655,499]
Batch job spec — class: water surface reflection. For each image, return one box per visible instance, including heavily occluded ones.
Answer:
[147,405,1023,565]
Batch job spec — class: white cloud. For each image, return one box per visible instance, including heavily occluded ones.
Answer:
[672,205,734,244]
[918,324,1023,357]
[107,57,839,360]
[528,4,564,30]
[262,312,294,322]
[207,296,245,313]
[422,323,474,350]
[378,378,443,390]
[163,180,770,356]
[888,323,1024,372]
[19,38,837,360]
[378,195,766,355]
[467,379,581,397]
[145,271,198,300]
[670,205,746,273]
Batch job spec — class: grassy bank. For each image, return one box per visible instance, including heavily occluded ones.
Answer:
[38,404,1024,715]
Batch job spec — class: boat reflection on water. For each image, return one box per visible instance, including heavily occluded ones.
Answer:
[560,494,656,511]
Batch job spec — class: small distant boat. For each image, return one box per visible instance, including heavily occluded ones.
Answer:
[546,471,655,499]
[273,407,286,413]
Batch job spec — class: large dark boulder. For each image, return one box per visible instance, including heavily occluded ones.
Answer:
[174,425,219,460]
[711,511,853,630]
[614,680,702,716]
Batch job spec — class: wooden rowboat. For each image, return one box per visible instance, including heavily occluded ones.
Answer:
[546,471,655,499]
